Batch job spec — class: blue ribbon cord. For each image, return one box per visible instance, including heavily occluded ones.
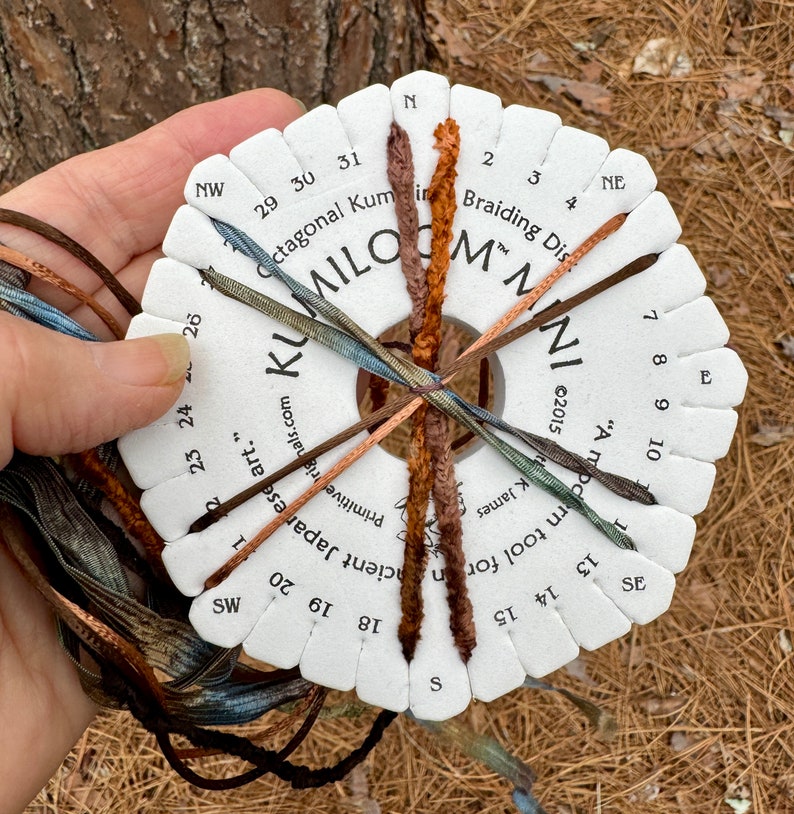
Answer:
[0,277,97,341]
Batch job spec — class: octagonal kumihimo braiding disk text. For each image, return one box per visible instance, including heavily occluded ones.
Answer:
[118,71,747,721]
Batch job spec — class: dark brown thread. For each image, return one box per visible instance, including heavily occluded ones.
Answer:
[425,406,475,660]
[373,118,425,420]
[189,254,658,535]
[0,208,141,316]
[409,381,446,394]
[388,121,434,661]
[387,123,427,341]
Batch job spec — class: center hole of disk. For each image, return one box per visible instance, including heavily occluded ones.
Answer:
[355,316,502,461]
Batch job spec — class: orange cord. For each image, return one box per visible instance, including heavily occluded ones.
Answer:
[0,244,125,339]
[68,448,166,568]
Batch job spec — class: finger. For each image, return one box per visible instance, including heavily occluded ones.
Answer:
[0,313,189,467]
[0,543,97,813]
[0,89,303,296]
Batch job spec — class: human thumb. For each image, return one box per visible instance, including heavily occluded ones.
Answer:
[0,314,189,468]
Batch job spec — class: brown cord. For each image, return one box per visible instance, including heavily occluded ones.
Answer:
[66,448,166,566]
[173,684,327,760]
[192,253,657,538]
[421,121,475,662]
[399,407,433,661]
[386,122,427,341]
[0,244,125,338]
[392,118,474,662]
[388,122,431,660]
[391,120,434,662]
[0,207,142,316]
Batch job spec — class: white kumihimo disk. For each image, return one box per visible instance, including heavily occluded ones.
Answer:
[118,71,747,720]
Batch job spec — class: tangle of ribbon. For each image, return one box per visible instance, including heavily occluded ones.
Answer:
[0,211,396,791]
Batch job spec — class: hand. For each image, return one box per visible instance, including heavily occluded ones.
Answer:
[0,89,304,813]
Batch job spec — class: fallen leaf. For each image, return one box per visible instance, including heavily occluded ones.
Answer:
[572,23,614,52]
[672,51,693,77]
[564,655,598,686]
[633,37,690,77]
[725,782,752,813]
[580,61,603,83]
[707,266,733,287]
[764,105,794,130]
[526,74,612,115]
[693,131,736,158]
[584,1,615,13]
[629,783,661,803]
[679,663,699,681]
[749,423,794,447]
[670,731,695,752]
[660,131,708,150]
[642,695,688,715]
[728,0,754,24]
[685,580,718,613]
[428,15,478,67]
[348,763,381,814]
[619,639,645,668]
[776,334,794,359]
[718,98,741,117]
[527,50,554,72]
[726,18,745,55]
[721,70,766,102]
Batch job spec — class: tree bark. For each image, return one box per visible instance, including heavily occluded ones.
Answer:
[0,0,428,187]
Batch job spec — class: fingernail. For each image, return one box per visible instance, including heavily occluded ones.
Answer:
[292,96,308,113]
[92,333,190,387]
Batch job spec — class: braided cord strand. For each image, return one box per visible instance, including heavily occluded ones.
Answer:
[0,244,124,338]
[420,119,476,662]
[389,119,475,662]
[387,121,433,660]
